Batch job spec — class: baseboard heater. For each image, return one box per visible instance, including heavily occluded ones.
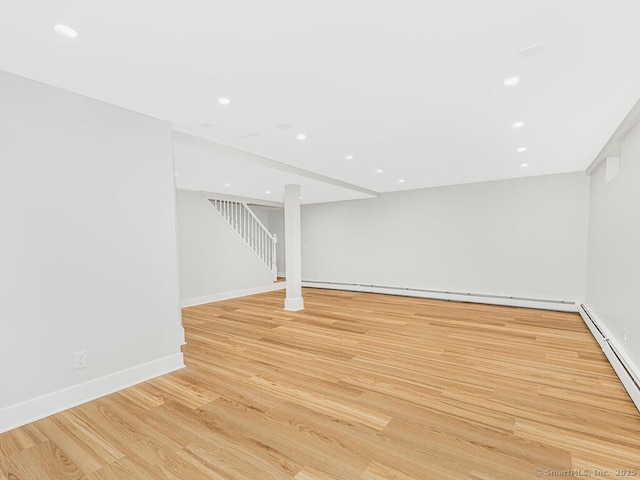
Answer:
[301,280,576,312]
[579,304,640,412]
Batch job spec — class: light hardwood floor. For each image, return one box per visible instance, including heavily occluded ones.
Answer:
[1,288,639,479]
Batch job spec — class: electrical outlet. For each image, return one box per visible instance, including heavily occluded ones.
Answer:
[73,351,87,370]
[623,329,628,345]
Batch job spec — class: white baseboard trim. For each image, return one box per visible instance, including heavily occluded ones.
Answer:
[181,282,286,308]
[0,352,184,434]
[578,304,640,413]
[284,296,304,311]
[302,281,578,312]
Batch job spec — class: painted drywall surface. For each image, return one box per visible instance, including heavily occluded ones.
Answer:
[176,190,274,301]
[586,121,640,370]
[0,71,183,409]
[302,172,589,302]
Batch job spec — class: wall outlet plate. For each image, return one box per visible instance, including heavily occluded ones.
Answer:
[73,351,87,370]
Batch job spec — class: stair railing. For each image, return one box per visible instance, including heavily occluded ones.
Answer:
[210,199,277,281]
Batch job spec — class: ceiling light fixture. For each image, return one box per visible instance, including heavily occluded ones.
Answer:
[54,24,78,38]
[375,169,384,174]
[265,190,271,194]
[398,179,405,183]
[517,147,528,152]
[217,97,231,105]
[503,76,520,87]
[224,183,231,187]
[345,155,354,160]
[520,163,529,167]
[512,121,525,128]
[296,134,307,140]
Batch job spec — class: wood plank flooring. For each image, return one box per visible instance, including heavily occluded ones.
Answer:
[1,288,639,479]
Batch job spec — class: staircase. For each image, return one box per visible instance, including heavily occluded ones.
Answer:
[210,199,278,281]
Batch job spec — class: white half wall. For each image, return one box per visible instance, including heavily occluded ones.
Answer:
[176,189,275,304]
[302,172,589,304]
[586,120,640,375]
[0,71,184,433]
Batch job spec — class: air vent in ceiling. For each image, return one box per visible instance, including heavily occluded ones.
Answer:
[236,131,260,140]
[518,42,547,58]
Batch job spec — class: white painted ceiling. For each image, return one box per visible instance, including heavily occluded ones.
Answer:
[1,1,640,203]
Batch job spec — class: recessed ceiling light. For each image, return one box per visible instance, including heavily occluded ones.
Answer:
[512,121,525,128]
[375,169,384,174]
[520,163,529,167]
[517,147,528,152]
[296,134,307,140]
[54,24,78,38]
[265,190,271,194]
[398,179,405,183]
[224,183,231,187]
[503,76,520,87]
[345,155,354,160]
[217,97,231,105]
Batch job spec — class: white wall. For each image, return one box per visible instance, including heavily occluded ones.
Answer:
[302,172,589,303]
[176,190,275,304]
[586,121,640,371]
[0,71,184,432]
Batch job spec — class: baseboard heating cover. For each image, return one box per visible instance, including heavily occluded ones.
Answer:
[302,280,577,312]
[579,304,640,413]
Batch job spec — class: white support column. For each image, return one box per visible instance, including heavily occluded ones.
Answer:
[284,184,304,311]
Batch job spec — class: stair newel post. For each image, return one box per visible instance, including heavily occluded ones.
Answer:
[272,234,278,281]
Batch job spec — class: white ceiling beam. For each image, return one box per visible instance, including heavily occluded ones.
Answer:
[174,128,380,198]
[587,97,640,176]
